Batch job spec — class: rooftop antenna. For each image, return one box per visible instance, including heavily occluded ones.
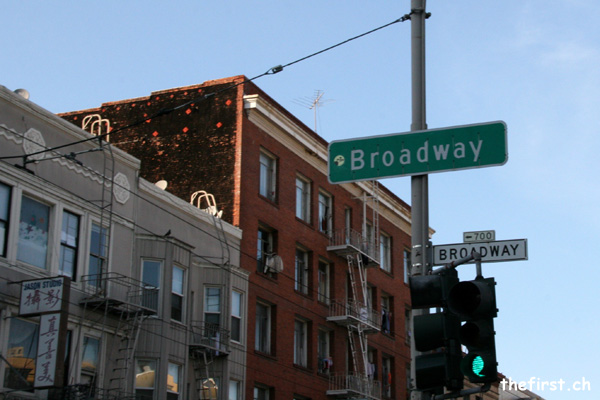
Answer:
[293,90,334,133]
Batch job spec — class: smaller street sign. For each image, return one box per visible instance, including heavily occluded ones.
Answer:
[463,230,496,243]
[433,239,528,265]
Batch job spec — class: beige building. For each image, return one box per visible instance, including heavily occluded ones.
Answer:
[0,85,247,400]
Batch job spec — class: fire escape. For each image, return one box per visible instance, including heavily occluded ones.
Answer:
[326,182,382,400]
[189,321,231,400]
[79,273,158,399]
[189,190,231,400]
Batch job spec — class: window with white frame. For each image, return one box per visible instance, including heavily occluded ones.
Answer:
[81,336,100,390]
[4,318,39,391]
[142,259,161,311]
[231,290,242,343]
[255,302,272,354]
[229,380,241,400]
[59,210,80,279]
[88,222,108,288]
[380,232,391,273]
[318,329,332,374]
[171,266,184,322]
[17,195,50,269]
[294,319,308,367]
[0,182,11,257]
[318,190,332,234]
[317,260,330,304]
[295,247,309,295]
[167,363,181,400]
[259,150,277,202]
[204,287,221,340]
[135,359,157,400]
[295,175,311,223]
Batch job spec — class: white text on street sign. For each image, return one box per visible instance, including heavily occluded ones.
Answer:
[463,230,496,243]
[328,121,507,184]
[433,239,528,265]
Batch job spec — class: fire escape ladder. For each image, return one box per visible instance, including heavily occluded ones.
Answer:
[109,307,146,395]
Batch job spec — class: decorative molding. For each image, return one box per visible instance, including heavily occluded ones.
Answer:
[113,172,131,204]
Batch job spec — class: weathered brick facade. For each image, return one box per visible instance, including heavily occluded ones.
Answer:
[61,76,414,400]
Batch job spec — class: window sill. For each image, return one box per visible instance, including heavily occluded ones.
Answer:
[254,350,277,361]
[258,194,279,207]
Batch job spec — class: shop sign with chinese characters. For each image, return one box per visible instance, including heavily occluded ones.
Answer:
[18,276,70,388]
[19,277,68,315]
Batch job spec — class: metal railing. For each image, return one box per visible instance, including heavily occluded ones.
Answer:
[190,321,231,355]
[80,273,158,313]
[328,300,381,331]
[327,228,380,263]
[327,373,381,399]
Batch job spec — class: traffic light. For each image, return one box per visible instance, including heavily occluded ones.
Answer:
[448,277,498,384]
[409,269,464,392]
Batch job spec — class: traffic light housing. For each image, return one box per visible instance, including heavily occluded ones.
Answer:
[410,269,464,392]
[448,277,498,384]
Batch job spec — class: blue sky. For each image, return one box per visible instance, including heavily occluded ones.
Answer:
[3,1,599,398]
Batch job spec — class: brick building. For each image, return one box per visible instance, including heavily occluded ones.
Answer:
[61,76,415,400]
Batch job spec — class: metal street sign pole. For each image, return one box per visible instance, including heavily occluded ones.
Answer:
[410,1,429,399]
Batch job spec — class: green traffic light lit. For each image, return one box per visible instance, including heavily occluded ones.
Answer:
[472,355,485,377]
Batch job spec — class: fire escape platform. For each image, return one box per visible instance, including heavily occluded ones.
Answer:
[189,321,231,357]
[327,373,382,400]
[326,229,380,268]
[327,301,381,333]
[79,272,158,317]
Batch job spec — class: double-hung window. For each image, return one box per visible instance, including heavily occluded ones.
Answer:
[135,359,157,400]
[295,247,309,295]
[318,191,332,235]
[17,195,50,269]
[59,210,80,279]
[295,176,311,223]
[380,232,392,273]
[404,249,411,284]
[255,302,272,354]
[171,266,184,322]
[142,259,161,311]
[0,182,11,257]
[317,260,330,304]
[204,287,221,343]
[382,355,393,397]
[81,336,100,390]
[5,318,39,390]
[259,150,277,202]
[88,223,108,287]
[257,225,276,274]
[231,290,242,343]
[381,293,393,334]
[318,329,332,374]
[167,363,181,400]
[294,319,308,367]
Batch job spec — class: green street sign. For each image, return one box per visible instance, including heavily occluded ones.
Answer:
[328,121,507,183]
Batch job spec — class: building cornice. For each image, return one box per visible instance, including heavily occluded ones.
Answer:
[243,94,413,232]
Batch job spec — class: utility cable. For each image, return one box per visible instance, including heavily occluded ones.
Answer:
[0,14,412,163]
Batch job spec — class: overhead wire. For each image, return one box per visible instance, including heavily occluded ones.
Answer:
[0,13,416,395]
[0,14,412,163]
